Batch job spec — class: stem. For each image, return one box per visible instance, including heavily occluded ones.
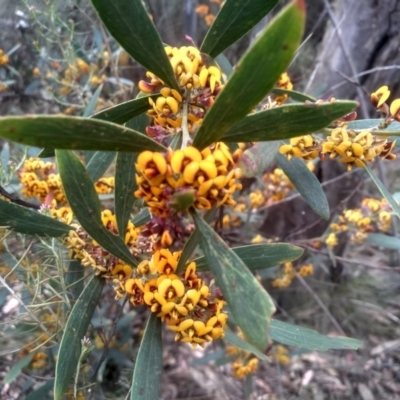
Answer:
[181,89,191,149]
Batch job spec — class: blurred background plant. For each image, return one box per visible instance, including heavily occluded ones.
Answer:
[1,0,400,399]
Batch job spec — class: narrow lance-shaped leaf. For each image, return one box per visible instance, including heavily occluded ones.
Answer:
[175,208,217,273]
[91,94,157,125]
[193,243,303,272]
[270,319,362,351]
[222,101,358,142]
[271,88,316,103]
[39,94,156,159]
[200,0,279,57]
[115,114,149,237]
[238,141,281,177]
[0,116,166,153]
[56,150,138,266]
[224,329,270,360]
[193,0,305,150]
[90,0,179,90]
[192,210,276,350]
[85,151,116,182]
[276,153,330,219]
[83,83,103,117]
[65,260,85,301]
[0,198,71,237]
[25,379,55,400]
[4,353,35,384]
[365,164,400,221]
[131,313,162,400]
[54,275,105,399]
[347,119,400,134]
[365,233,400,250]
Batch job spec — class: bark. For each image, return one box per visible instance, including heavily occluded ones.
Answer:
[307,0,400,117]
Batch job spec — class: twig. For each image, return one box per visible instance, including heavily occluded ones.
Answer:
[303,246,400,272]
[320,0,370,118]
[0,186,40,210]
[295,273,345,335]
[0,275,52,336]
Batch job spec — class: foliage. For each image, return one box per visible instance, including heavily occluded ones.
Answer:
[3,0,400,398]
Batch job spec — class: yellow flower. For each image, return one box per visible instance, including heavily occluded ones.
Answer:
[0,49,9,66]
[390,98,400,121]
[279,135,319,160]
[371,86,390,108]
[298,263,313,277]
[251,234,264,244]
[274,345,290,365]
[135,144,241,215]
[149,249,180,275]
[325,233,338,248]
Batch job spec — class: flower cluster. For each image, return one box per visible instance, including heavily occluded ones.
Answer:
[195,0,223,26]
[272,72,293,105]
[279,128,395,171]
[19,157,114,208]
[322,127,395,171]
[135,143,242,217]
[326,197,392,248]
[271,261,314,288]
[226,330,259,379]
[370,85,400,123]
[279,135,320,161]
[112,249,228,349]
[138,45,224,144]
[66,210,139,276]
[0,48,9,66]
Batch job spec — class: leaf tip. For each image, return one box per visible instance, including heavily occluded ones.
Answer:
[295,0,306,13]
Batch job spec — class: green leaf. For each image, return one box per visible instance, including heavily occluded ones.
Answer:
[365,164,400,221]
[347,119,400,136]
[190,349,226,367]
[244,374,255,400]
[0,115,165,152]
[115,114,147,238]
[65,260,85,301]
[4,353,34,384]
[222,101,358,142]
[238,141,281,177]
[38,148,55,158]
[56,150,138,266]
[271,88,316,103]
[192,211,276,350]
[193,243,303,272]
[131,313,162,400]
[270,319,362,351]
[131,208,151,227]
[175,208,217,273]
[0,198,71,237]
[83,84,103,117]
[55,275,105,400]
[91,95,156,125]
[275,153,330,219]
[200,0,279,57]
[365,233,400,250]
[224,329,270,360]
[38,94,155,159]
[215,53,233,77]
[86,151,116,182]
[90,0,179,91]
[26,379,55,400]
[193,0,305,150]
[115,152,137,237]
